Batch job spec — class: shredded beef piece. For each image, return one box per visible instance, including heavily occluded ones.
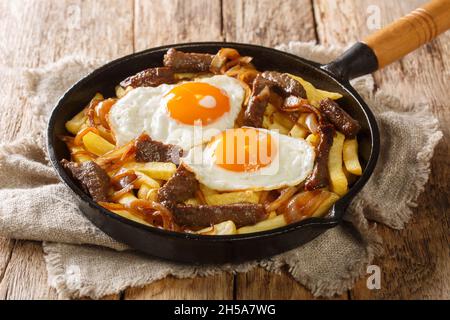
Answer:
[157,165,199,204]
[135,134,183,164]
[261,71,306,98]
[243,71,307,127]
[172,203,266,228]
[163,48,214,72]
[305,123,335,190]
[120,67,176,88]
[320,98,361,138]
[243,82,271,128]
[61,159,110,201]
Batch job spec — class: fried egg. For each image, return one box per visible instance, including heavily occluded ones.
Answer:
[108,75,245,150]
[183,127,315,191]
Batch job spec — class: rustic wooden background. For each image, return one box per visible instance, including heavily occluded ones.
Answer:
[0,0,448,300]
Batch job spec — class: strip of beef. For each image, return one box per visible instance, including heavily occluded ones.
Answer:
[172,203,266,228]
[120,67,176,88]
[243,71,307,127]
[163,48,214,72]
[243,82,271,127]
[305,123,335,191]
[261,71,306,98]
[61,159,110,202]
[157,165,199,204]
[135,134,183,164]
[320,98,361,138]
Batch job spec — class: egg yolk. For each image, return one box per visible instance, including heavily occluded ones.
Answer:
[165,82,230,125]
[213,128,277,172]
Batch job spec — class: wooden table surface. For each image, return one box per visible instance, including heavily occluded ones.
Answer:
[0,0,448,300]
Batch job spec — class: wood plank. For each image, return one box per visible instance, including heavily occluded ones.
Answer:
[0,241,58,299]
[222,0,316,47]
[224,0,338,300]
[126,0,233,300]
[0,0,134,300]
[314,0,450,299]
[133,0,223,51]
[236,267,348,300]
[124,274,234,300]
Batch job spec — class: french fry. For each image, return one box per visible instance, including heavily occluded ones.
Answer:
[69,145,93,163]
[264,103,277,117]
[147,188,159,202]
[306,133,319,146]
[288,74,343,106]
[264,115,290,135]
[199,184,218,196]
[198,220,237,235]
[205,190,260,206]
[65,110,87,135]
[134,171,160,188]
[273,112,295,129]
[343,166,358,186]
[312,192,340,217]
[267,211,277,219]
[111,209,153,227]
[237,214,287,234]
[82,131,115,156]
[124,162,177,180]
[185,198,200,206]
[289,124,309,139]
[328,131,348,196]
[117,192,138,206]
[316,89,343,101]
[115,85,133,99]
[343,139,363,175]
[137,184,150,200]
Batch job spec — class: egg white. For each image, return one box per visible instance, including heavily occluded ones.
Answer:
[182,129,316,191]
[108,75,245,150]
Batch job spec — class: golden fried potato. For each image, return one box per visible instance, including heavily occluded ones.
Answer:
[185,198,200,206]
[237,214,287,234]
[288,74,343,106]
[117,192,138,206]
[205,190,260,206]
[306,133,319,146]
[273,112,295,129]
[343,139,363,175]
[289,124,309,139]
[134,172,160,188]
[82,131,115,156]
[124,162,177,180]
[328,131,348,196]
[69,145,93,163]
[312,192,340,217]
[198,220,237,235]
[65,110,87,135]
[199,184,218,196]
[111,209,153,227]
[115,86,133,99]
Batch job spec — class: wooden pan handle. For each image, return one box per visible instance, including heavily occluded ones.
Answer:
[363,0,450,68]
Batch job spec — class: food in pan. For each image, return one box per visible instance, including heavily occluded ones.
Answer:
[60,48,363,235]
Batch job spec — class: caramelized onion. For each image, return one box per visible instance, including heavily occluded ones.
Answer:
[305,113,319,134]
[283,190,329,223]
[265,186,298,212]
[111,170,138,190]
[110,184,135,202]
[95,98,116,129]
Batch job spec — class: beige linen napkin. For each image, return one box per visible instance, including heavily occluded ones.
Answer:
[0,42,442,299]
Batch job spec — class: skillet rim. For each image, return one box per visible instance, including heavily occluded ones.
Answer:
[47,41,380,243]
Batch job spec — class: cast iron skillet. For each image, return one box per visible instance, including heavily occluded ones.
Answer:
[47,0,450,263]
